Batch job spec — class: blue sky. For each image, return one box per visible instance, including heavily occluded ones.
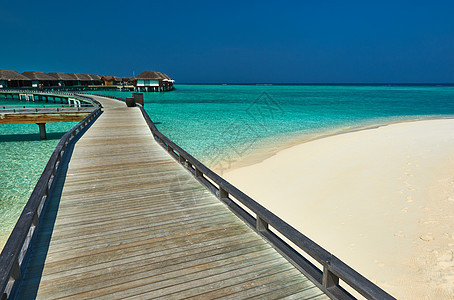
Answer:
[1,0,453,83]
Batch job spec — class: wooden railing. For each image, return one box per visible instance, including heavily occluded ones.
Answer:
[0,107,94,114]
[78,92,125,102]
[0,90,100,108]
[134,104,395,300]
[0,96,102,300]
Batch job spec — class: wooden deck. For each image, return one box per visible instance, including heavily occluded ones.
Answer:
[14,96,327,299]
[0,107,94,124]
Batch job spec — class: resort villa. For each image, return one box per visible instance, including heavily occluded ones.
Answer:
[0,70,30,88]
[133,71,175,92]
[0,70,174,92]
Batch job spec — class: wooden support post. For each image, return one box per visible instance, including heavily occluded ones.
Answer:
[37,123,47,140]
[322,265,339,288]
[195,168,203,177]
[256,216,268,232]
[179,154,185,164]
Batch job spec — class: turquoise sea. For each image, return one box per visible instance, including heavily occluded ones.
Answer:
[1,85,454,249]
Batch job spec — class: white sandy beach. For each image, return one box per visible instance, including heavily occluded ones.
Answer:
[223,119,454,299]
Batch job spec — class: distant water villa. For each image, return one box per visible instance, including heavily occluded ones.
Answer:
[0,70,174,92]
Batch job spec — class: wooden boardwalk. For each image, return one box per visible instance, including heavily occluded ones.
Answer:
[15,96,327,299]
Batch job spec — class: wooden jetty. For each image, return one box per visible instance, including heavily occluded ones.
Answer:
[0,95,395,299]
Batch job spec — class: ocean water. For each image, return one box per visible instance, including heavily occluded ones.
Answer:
[0,115,76,249]
[1,85,454,249]
[84,85,454,168]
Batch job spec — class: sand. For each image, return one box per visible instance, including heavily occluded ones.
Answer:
[222,119,454,299]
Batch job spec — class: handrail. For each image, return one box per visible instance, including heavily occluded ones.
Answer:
[0,90,100,108]
[0,95,102,299]
[0,107,94,114]
[78,92,126,102]
[134,103,395,300]
[0,105,69,108]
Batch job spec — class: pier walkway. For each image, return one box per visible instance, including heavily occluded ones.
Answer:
[14,96,326,299]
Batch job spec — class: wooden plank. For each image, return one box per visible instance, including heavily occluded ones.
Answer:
[0,112,91,124]
[221,275,325,299]
[124,262,297,299]
[28,241,272,298]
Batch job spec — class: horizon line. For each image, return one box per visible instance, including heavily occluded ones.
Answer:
[176,82,454,86]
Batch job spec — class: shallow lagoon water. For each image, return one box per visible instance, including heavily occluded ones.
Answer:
[0,122,76,249]
[87,85,454,167]
[1,85,454,249]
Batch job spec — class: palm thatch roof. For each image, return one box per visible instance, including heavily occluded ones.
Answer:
[101,75,115,81]
[0,70,30,80]
[22,71,56,81]
[156,72,166,79]
[71,73,91,81]
[135,71,163,80]
[48,72,77,81]
[86,74,102,81]
[116,76,134,82]
[157,72,174,82]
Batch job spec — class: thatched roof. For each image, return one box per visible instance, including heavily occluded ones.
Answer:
[0,70,30,80]
[157,72,173,81]
[86,74,102,81]
[135,71,162,80]
[72,73,91,81]
[22,71,56,81]
[116,76,134,82]
[48,72,77,81]
[101,75,115,81]
[156,72,166,79]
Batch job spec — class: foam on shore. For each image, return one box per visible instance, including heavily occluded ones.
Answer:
[223,118,454,299]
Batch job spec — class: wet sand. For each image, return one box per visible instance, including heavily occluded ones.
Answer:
[223,118,454,299]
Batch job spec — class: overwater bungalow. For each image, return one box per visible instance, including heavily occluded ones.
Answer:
[47,72,78,87]
[22,71,56,88]
[0,70,30,88]
[1,69,174,92]
[134,71,174,91]
[135,71,161,88]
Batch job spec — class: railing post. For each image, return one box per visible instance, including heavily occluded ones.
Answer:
[256,216,268,232]
[219,187,228,199]
[179,154,185,164]
[322,265,339,288]
[167,145,173,153]
[11,259,21,281]
[195,168,203,177]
